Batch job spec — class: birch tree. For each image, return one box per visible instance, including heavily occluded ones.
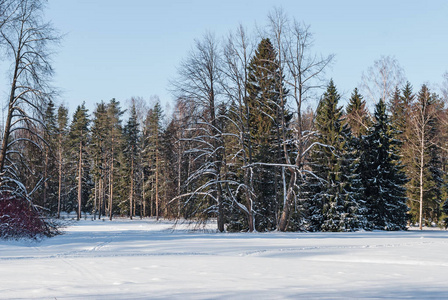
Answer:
[0,0,59,197]
[360,55,405,107]
[406,85,441,229]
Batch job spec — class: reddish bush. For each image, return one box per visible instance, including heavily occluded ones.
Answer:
[0,193,57,239]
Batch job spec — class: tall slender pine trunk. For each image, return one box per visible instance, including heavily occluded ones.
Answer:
[109,143,114,221]
[77,139,82,221]
[57,141,62,219]
[130,156,134,220]
[156,142,159,220]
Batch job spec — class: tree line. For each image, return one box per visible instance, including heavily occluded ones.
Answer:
[2,4,448,235]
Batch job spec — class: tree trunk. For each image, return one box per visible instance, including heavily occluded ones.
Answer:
[109,142,114,221]
[150,177,153,217]
[155,146,159,220]
[57,143,62,219]
[142,170,146,217]
[278,173,296,231]
[130,157,134,220]
[93,181,97,220]
[77,140,82,221]
[217,183,224,232]
[177,143,182,218]
[419,143,424,230]
[43,150,48,208]
[98,180,102,220]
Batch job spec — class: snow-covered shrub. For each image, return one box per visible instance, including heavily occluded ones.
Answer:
[0,193,58,239]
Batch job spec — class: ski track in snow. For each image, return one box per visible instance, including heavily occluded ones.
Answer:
[1,219,448,299]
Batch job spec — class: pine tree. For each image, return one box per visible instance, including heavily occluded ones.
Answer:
[142,103,164,219]
[56,105,69,218]
[90,101,109,219]
[68,103,91,220]
[122,102,140,219]
[307,80,365,232]
[160,119,180,218]
[360,99,408,230]
[105,99,124,220]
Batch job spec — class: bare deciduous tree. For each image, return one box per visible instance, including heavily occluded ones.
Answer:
[171,33,226,232]
[221,24,257,231]
[0,0,59,197]
[266,8,334,231]
[440,72,448,102]
[361,55,405,106]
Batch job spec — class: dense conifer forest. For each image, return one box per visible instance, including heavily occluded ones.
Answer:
[1,1,448,237]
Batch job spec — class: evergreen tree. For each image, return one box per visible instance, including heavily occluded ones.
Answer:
[105,99,124,220]
[90,101,109,219]
[443,198,448,227]
[307,80,365,232]
[160,118,180,218]
[142,103,164,219]
[390,82,413,135]
[360,99,408,230]
[345,88,370,138]
[389,83,416,223]
[68,103,91,220]
[245,38,291,231]
[56,105,69,218]
[122,102,141,219]
[42,99,58,213]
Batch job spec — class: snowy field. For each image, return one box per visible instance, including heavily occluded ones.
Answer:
[1,218,448,299]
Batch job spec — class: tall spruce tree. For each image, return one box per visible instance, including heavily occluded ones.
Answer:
[389,84,415,222]
[307,80,365,232]
[345,88,370,138]
[390,82,413,136]
[42,99,58,213]
[245,38,291,231]
[360,99,408,230]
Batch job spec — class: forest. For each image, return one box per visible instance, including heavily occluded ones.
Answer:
[1,0,448,238]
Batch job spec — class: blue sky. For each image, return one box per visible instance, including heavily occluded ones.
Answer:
[21,0,448,114]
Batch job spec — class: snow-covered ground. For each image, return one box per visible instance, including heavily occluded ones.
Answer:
[1,218,448,299]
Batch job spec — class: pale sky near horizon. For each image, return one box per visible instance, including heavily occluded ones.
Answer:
[3,0,448,116]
